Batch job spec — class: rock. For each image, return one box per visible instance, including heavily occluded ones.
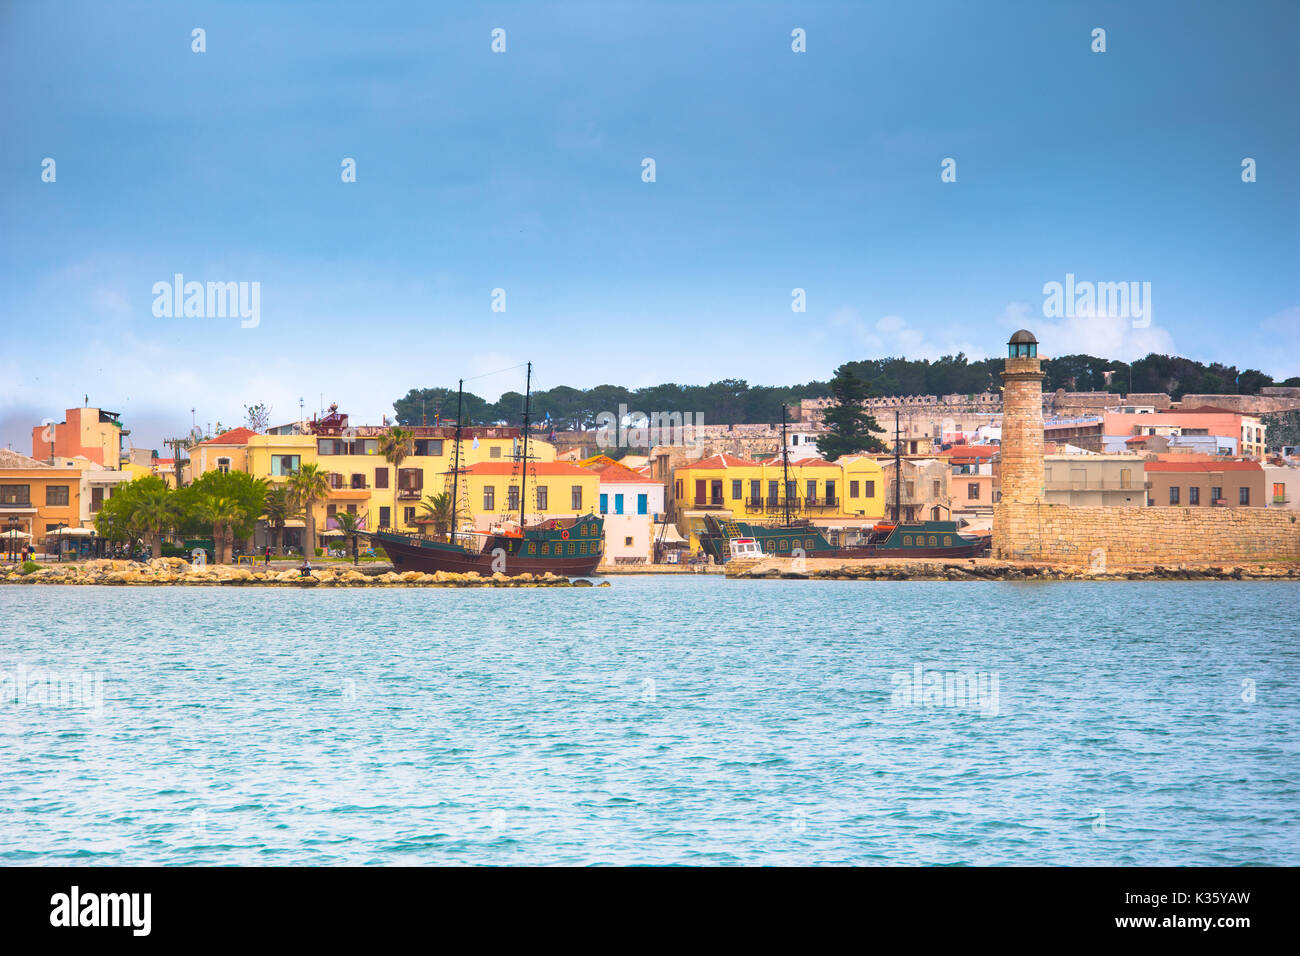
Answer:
[572,579,593,587]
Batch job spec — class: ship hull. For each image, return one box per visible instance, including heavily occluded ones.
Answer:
[368,525,603,577]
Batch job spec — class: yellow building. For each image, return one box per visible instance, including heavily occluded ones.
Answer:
[446,461,601,533]
[0,449,84,554]
[670,453,886,549]
[188,418,557,538]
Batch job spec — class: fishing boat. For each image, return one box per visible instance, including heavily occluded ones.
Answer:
[366,364,605,577]
[696,408,990,562]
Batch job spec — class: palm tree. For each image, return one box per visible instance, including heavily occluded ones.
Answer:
[378,425,414,531]
[331,511,367,564]
[131,480,175,558]
[198,493,244,564]
[262,484,300,555]
[289,463,331,557]
[418,491,455,538]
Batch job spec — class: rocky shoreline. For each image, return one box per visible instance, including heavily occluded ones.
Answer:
[725,557,1300,582]
[0,558,605,588]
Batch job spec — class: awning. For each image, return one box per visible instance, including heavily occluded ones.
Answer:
[656,524,687,544]
[318,528,343,537]
[49,527,93,536]
[0,529,31,539]
[281,519,306,528]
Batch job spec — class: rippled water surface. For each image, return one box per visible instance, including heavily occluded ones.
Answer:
[1,577,1297,865]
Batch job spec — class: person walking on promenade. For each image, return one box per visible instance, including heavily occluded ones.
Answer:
[264,545,272,567]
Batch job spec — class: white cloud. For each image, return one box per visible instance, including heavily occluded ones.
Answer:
[829,307,986,360]
[1000,301,1177,362]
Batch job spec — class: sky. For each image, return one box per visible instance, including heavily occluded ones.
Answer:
[1,0,1297,453]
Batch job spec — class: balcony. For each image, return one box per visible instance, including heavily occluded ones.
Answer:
[396,488,424,501]
[691,498,726,510]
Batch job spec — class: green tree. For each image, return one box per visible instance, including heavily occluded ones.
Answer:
[818,365,887,461]
[418,491,455,537]
[261,484,300,555]
[288,463,330,556]
[94,475,177,557]
[331,511,367,564]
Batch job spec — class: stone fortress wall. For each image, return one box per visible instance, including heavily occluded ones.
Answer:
[992,331,1300,567]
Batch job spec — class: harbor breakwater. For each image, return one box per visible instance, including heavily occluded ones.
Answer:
[0,557,598,588]
[725,556,1300,582]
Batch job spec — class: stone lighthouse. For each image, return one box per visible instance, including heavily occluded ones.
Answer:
[999,329,1045,505]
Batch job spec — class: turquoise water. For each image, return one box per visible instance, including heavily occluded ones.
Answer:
[1,577,1297,865]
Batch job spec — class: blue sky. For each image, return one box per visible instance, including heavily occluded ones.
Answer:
[1,0,1297,452]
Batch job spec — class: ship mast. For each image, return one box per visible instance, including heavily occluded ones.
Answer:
[450,378,463,543]
[780,403,792,526]
[893,409,901,524]
[519,362,532,530]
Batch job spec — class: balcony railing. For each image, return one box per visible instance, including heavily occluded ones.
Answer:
[1044,479,1144,491]
[397,488,423,500]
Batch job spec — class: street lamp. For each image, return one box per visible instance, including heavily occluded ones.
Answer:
[54,522,66,562]
[6,515,18,563]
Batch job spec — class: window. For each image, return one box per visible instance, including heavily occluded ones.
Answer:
[944,536,952,546]
[624,536,633,547]
[599,493,608,514]
[490,446,502,459]
[403,507,415,525]
[1211,486,1222,503]
[903,535,912,546]
[508,486,520,511]
[615,494,624,515]
[326,504,337,517]
[1169,486,1180,505]
[750,480,761,501]
[542,542,550,555]
[0,485,31,505]
[374,468,389,489]
[710,480,723,505]
[732,479,742,500]
[1189,486,1200,505]
[850,480,860,498]
[865,480,875,498]
[1239,486,1250,505]
[379,506,391,527]
[826,480,835,503]
[397,468,423,492]
[350,473,366,489]
[1120,469,1132,489]
[483,486,495,510]
[967,482,980,500]
[90,486,104,512]
[536,486,548,510]
[785,480,796,501]
[1274,482,1287,505]
[271,455,300,476]
[806,480,817,501]
[46,485,69,506]
[567,542,576,555]
[571,485,583,509]
[217,457,231,474]
[932,480,941,497]
[637,493,648,515]
[346,504,357,514]
[412,439,444,456]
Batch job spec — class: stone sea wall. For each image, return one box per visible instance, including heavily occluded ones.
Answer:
[993,503,1300,566]
[1,558,599,587]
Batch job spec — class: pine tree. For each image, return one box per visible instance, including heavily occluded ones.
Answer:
[819,365,887,461]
